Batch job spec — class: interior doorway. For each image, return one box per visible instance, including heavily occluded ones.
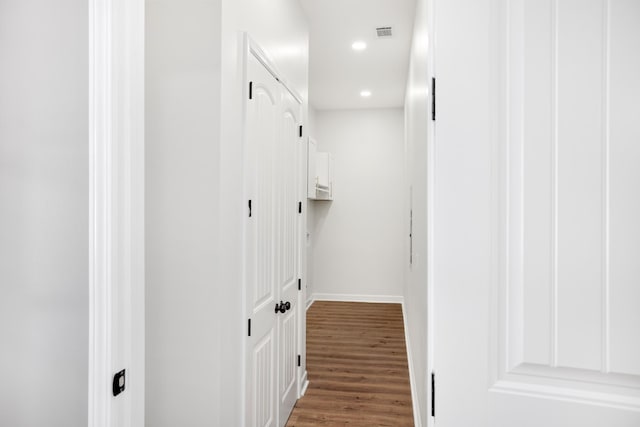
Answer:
[291,0,426,425]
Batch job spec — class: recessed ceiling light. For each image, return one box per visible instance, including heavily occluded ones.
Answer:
[351,41,367,51]
[360,90,372,98]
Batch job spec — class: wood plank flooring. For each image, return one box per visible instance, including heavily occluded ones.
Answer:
[286,301,414,427]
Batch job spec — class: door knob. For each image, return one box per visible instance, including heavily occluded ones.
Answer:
[274,301,291,314]
[275,301,286,314]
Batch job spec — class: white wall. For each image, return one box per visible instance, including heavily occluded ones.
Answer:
[0,1,88,425]
[309,108,405,300]
[145,1,222,425]
[403,0,432,424]
[308,105,319,152]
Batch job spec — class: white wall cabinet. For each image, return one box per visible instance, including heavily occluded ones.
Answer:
[307,137,333,200]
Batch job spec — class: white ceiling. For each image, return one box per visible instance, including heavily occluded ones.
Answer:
[299,0,416,111]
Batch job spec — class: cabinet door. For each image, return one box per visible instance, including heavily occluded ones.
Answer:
[307,138,317,199]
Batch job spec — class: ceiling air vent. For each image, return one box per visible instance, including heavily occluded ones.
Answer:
[376,26,393,37]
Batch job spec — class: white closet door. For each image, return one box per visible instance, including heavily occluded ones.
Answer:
[245,53,281,427]
[434,0,640,425]
[276,89,302,427]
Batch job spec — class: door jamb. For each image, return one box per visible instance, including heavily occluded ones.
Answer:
[427,0,436,425]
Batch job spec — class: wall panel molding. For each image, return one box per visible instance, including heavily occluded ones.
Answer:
[493,0,640,410]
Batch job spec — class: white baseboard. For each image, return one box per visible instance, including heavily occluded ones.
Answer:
[312,293,404,304]
[300,370,309,396]
[402,301,423,427]
[306,297,315,311]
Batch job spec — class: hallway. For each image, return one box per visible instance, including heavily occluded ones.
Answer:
[287,301,414,426]
[3,0,640,425]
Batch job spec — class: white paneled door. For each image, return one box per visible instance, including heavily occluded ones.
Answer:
[246,53,279,427]
[245,49,302,427]
[434,0,640,426]
[277,89,302,425]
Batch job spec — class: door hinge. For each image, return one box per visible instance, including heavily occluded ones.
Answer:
[299,125,303,138]
[298,201,302,214]
[248,318,252,337]
[113,369,126,397]
[431,77,436,121]
[297,355,301,367]
[248,200,252,218]
[298,278,302,291]
[249,81,253,100]
[431,372,436,417]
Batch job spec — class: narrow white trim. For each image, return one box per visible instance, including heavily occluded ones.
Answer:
[88,0,113,425]
[247,35,303,105]
[550,0,560,369]
[402,302,423,427]
[305,297,315,311]
[300,371,309,396]
[240,33,250,427]
[601,0,611,375]
[312,293,404,304]
[89,0,145,426]
[426,0,437,423]
[490,380,640,413]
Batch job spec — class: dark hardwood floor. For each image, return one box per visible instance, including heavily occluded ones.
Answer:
[286,301,414,427]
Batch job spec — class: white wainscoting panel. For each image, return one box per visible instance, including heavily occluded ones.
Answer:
[497,0,640,407]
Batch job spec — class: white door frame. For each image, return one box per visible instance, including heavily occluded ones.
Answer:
[88,0,145,426]
[426,0,436,425]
